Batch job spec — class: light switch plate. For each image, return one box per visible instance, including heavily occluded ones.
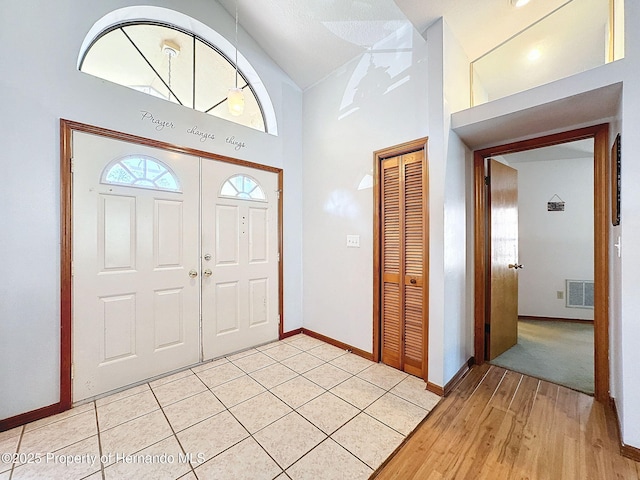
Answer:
[346,235,360,248]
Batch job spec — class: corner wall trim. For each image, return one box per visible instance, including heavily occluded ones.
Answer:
[426,382,445,396]
[427,357,475,398]
[302,329,374,361]
[611,397,640,462]
[621,444,640,463]
[280,328,303,339]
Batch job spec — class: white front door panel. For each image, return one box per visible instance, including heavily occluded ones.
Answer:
[201,161,279,359]
[73,132,200,401]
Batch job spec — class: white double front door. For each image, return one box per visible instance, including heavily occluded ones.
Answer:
[72,132,279,402]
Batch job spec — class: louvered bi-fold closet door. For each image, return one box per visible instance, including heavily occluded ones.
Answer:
[381,151,427,378]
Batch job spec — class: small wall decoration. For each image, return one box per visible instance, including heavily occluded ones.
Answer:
[547,194,565,212]
[611,134,621,226]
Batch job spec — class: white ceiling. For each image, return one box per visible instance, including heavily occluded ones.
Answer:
[217,0,571,90]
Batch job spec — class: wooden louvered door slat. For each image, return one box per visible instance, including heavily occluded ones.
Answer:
[402,153,425,376]
[380,149,427,378]
[381,157,403,369]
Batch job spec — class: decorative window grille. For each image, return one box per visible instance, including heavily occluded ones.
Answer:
[80,21,266,132]
[101,155,181,192]
[220,174,266,201]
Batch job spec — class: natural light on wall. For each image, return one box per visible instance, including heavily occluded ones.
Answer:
[470,0,624,106]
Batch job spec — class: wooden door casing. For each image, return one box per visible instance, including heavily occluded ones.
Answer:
[473,124,610,402]
[43,120,284,429]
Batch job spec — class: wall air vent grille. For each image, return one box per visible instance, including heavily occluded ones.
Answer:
[566,280,594,309]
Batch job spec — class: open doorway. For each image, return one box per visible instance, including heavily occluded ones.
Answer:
[473,124,610,402]
[487,139,595,394]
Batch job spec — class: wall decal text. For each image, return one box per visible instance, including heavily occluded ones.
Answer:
[140,110,175,131]
[187,125,215,142]
[226,136,246,151]
[138,110,248,151]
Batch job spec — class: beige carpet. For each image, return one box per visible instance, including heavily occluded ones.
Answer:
[490,319,594,394]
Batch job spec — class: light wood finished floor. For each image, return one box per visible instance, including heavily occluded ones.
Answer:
[373,363,640,480]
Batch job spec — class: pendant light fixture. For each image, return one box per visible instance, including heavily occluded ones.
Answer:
[162,40,179,102]
[227,0,245,116]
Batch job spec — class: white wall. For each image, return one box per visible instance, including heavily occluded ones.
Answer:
[426,19,473,386]
[0,0,303,421]
[515,157,595,320]
[443,22,474,383]
[301,17,472,389]
[618,0,640,449]
[301,22,429,353]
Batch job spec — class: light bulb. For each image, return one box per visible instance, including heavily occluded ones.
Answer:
[528,48,541,61]
[227,87,245,116]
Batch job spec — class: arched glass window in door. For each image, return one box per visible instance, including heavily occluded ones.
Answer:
[101,155,182,192]
[80,21,266,132]
[220,174,266,201]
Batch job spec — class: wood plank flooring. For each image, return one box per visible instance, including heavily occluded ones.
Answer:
[373,364,640,480]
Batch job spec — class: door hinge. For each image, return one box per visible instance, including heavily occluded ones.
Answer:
[70,158,74,173]
[484,176,490,186]
[71,261,74,276]
[485,323,490,334]
[276,190,281,199]
[277,314,281,326]
[277,252,280,262]
[71,363,74,380]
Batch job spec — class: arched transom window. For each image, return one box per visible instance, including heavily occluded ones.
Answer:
[80,21,266,132]
[101,155,182,192]
[220,174,266,201]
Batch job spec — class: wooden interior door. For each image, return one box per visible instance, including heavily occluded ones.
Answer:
[487,159,519,360]
[380,150,427,377]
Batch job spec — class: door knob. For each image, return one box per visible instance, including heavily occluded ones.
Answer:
[188,269,198,278]
[204,253,212,261]
[410,278,417,284]
[508,264,523,270]
[203,268,213,277]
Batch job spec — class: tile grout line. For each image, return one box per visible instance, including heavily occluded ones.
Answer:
[260,351,413,474]
[183,341,364,476]
[6,425,24,480]
[186,355,289,477]
[149,383,200,480]
[198,381,286,478]
[93,401,106,480]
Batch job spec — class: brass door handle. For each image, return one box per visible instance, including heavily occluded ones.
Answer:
[410,278,417,284]
[508,264,523,270]
[188,269,198,278]
[203,268,213,277]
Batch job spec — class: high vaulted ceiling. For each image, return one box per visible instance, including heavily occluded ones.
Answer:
[217,0,570,90]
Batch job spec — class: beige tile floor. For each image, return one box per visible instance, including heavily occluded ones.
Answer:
[0,334,440,480]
